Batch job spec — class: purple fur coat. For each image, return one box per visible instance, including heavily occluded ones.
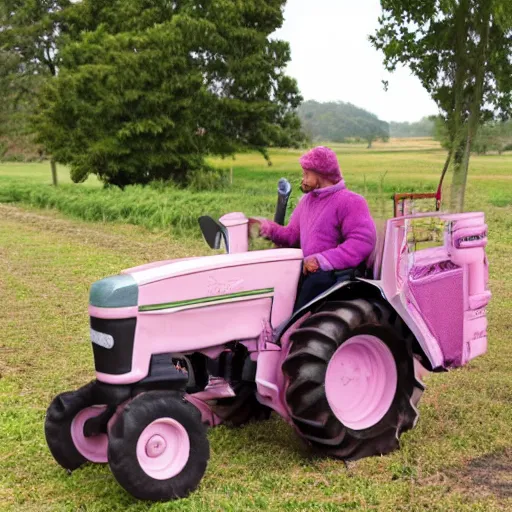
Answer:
[260,180,376,271]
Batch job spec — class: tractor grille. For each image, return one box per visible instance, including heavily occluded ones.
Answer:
[90,316,136,375]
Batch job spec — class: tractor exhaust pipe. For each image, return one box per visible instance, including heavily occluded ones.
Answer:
[274,178,292,226]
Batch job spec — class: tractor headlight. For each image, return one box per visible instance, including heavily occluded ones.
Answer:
[90,328,115,349]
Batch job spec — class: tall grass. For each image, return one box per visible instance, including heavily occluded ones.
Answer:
[0,145,445,235]
[0,181,270,235]
[0,175,439,234]
[3,142,508,234]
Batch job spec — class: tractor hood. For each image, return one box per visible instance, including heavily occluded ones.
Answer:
[89,249,304,331]
[122,249,303,287]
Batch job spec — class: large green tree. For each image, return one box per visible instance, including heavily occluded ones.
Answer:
[371,0,512,211]
[33,0,303,187]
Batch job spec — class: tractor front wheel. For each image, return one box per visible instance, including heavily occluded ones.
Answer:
[45,381,109,470]
[108,390,209,501]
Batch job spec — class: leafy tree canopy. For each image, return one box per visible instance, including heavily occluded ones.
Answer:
[20,0,303,186]
[371,0,512,210]
[0,0,69,149]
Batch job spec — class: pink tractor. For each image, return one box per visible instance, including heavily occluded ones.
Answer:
[45,181,491,501]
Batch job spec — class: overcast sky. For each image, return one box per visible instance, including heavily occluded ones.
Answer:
[273,0,439,123]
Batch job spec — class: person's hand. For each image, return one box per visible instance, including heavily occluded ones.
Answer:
[303,256,319,275]
[248,217,263,239]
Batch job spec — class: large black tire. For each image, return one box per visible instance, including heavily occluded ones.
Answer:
[282,298,424,460]
[108,390,209,501]
[45,381,100,471]
[210,382,272,426]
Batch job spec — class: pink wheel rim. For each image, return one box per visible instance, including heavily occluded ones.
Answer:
[136,418,190,480]
[325,335,397,430]
[71,406,109,463]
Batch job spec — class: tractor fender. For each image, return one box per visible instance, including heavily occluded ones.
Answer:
[275,278,432,370]
[275,278,385,343]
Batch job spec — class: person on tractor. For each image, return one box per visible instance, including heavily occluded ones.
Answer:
[250,146,376,311]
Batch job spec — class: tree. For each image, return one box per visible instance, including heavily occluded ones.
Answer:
[432,115,451,151]
[358,117,389,148]
[0,1,71,181]
[434,116,512,154]
[371,0,512,211]
[389,117,435,138]
[469,120,512,154]
[33,0,304,187]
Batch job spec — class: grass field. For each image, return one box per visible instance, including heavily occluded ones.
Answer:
[1,140,512,511]
[1,139,511,231]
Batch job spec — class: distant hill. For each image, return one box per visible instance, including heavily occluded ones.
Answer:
[297,100,389,148]
[297,100,436,145]
[389,117,435,137]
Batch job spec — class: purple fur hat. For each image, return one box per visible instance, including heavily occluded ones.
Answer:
[299,146,342,183]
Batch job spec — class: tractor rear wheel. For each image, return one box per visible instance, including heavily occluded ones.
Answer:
[282,298,424,460]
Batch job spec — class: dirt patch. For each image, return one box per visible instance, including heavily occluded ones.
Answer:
[462,450,512,499]
[444,449,512,502]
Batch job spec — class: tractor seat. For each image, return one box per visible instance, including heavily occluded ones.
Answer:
[334,265,366,282]
[366,220,387,280]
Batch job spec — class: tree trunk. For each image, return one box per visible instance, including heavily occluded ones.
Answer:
[452,5,492,212]
[50,159,58,186]
[438,150,452,208]
[450,140,466,209]
[450,145,467,210]
[449,0,469,211]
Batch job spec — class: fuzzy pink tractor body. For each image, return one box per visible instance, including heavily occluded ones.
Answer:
[45,197,490,501]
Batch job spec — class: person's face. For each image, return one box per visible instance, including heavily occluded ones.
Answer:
[300,169,320,193]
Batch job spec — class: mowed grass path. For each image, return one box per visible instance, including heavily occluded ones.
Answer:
[1,141,512,510]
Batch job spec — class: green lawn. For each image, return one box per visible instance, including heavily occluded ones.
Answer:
[1,141,511,510]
